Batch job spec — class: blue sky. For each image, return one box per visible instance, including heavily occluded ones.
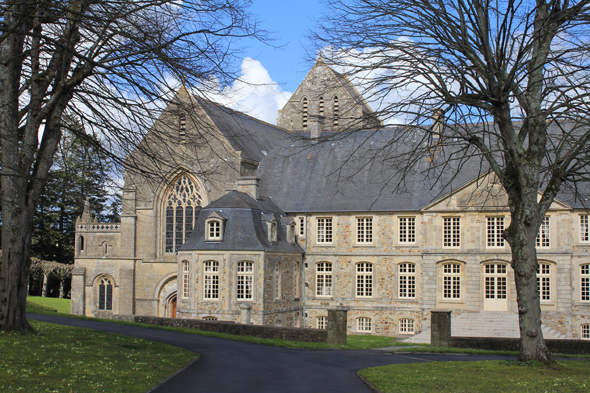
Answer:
[204,0,332,125]
[247,0,328,92]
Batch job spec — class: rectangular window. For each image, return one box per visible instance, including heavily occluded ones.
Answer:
[316,262,333,297]
[581,215,589,242]
[487,217,505,247]
[299,217,305,236]
[208,220,221,240]
[399,217,416,243]
[356,217,373,243]
[443,217,460,247]
[536,216,550,248]
[443,263,461,299]
[399,318,415,334]
[182,261,190,299]
[317,316,327,330]
[203,261,219,300]
[317,218,333,243]
[581,264,589,302]
[356,317,371,332]
[356,263,373,298]
[274,262,281,300]
[583,324,590,340]
[237,261,253,300]
[537,263,551,302]
[398,263,416,299]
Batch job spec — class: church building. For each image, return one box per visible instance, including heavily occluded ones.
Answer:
[71,59,590,341]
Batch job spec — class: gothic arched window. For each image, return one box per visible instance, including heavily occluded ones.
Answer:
[165,175,203,253]
[302,97,308,129]
[99,277,113,311]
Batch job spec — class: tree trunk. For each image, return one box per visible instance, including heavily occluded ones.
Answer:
[505,193,552,363]
[42,274,49,297]
[59,281,65,299]
[0,207,34,331]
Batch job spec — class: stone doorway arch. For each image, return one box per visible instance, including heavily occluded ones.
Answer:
[157,275,178,318]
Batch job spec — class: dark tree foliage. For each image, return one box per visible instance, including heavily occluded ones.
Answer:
[31,117,112,265]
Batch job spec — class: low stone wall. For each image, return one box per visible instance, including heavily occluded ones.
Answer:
[113,315,328,343]
[451,336,590,355]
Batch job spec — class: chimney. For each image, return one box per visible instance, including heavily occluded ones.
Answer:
[236,176,260,200]
[431,109,444,142]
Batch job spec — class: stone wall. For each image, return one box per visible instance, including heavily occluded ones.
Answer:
[113,315,327,342]
[450,336,590,355]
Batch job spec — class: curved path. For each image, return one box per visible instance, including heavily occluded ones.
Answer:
[29,314,512,393]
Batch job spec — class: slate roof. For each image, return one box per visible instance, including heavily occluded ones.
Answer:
[258,127,590,213]
[197,98,289,162]
[180,191,305,253]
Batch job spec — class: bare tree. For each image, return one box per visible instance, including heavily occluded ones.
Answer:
[316,0,590,362]
[0,0,262,331]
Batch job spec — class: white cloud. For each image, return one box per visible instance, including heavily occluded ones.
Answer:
[206,58,291,125]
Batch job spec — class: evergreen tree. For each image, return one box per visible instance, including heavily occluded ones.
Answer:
[31,117,113,265]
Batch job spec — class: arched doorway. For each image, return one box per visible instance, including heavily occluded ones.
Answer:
[166,293,177,318]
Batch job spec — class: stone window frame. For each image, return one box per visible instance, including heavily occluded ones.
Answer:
[162,173,205,254]
[442,217,461,248]
[483,262,508,302]
[537,261,556,305]
[355,216,374,244]
[181,260,190,299]
[205,219,223,242]
[318,96,324,117]
[536,215,551,248]
[316,316,327,330]
[315,217,334,244]
[582,323,590,340]
[333,96,339,127]
[398,262,416,299]
[236,260,254,301]
[274,261,282,300]
[581,263,590,302]
[203,316,218,321]
[298,216,305,237]
[96,275,115,312]
[316,262,333,298]
[203,260,220,301]
[438,261,465,303]
[355,262,374,298]
[398,216,416,244]
[486,216,506,248]
[398,318,415,335]
[302,97,308,129]
[356,317,372,333]
[580,214,590,243]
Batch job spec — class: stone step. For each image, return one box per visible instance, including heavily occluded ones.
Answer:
[403,313,566,344]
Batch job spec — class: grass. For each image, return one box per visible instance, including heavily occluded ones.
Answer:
[0,320,197,393]
[27,296,71,314]
[359,360,590,392]
[26,306,400,350]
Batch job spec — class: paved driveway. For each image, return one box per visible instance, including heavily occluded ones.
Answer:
[29,314,512,393]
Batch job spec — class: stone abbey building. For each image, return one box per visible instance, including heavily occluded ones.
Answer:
[72,59,590,341]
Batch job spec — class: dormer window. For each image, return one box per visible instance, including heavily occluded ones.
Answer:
[269,221,277,243]
[205,211,227,242]
[287,222,296,244]
[208,220,221,241]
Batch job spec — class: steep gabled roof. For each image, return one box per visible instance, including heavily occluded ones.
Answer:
[196,98,289,162]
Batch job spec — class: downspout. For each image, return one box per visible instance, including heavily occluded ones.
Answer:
[302,212,308,328]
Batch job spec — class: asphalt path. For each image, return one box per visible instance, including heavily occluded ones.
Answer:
[28,314,513,393]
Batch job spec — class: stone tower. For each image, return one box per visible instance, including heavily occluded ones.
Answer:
[277,57,382,135]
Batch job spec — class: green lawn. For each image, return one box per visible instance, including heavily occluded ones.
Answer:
[0,320,197,393]
[27,296,71,314]
[359,360,590,393]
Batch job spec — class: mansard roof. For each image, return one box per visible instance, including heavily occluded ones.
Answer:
[180,191,304,253]
[197,98,289,162]
[258,127,590,213]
